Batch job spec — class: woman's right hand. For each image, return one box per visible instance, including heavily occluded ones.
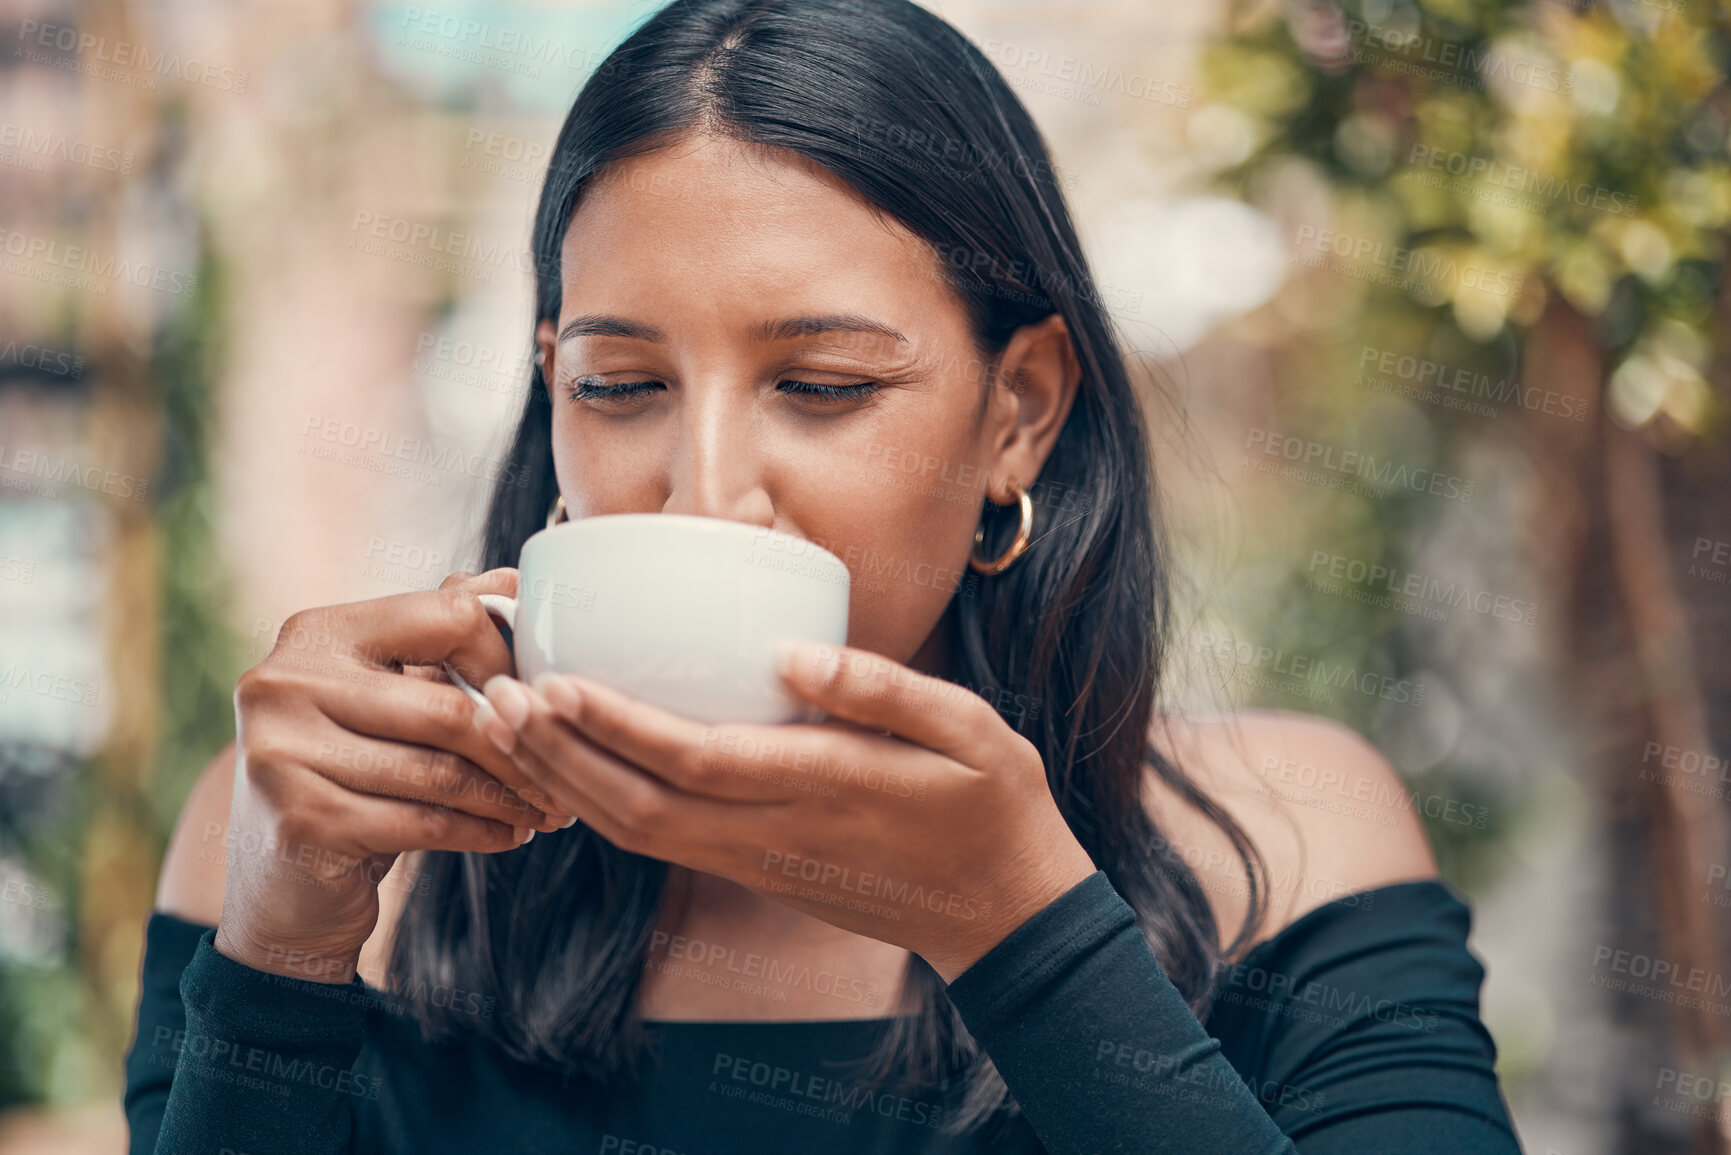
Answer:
[212,569,570,983]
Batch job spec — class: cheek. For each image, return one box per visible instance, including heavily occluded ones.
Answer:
[805,449,984,664]
[547,410,656,513]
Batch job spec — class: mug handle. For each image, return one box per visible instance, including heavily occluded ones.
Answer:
[441,594,519,706]
[476,593,517,629]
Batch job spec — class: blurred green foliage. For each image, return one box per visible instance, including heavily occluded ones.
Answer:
[1187,0,1731,892]
[0,228,245,1112]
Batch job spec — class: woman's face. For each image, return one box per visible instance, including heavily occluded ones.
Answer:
[535,133,1078,671]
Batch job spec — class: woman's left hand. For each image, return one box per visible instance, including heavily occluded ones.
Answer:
[471,640,1099,982]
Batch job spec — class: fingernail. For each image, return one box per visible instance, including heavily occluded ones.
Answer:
[472,698,516,755]
[485,676,531,729]
[535,671,580,718]
[774,638,805,679]
[521,828,536,845]
[778,640,838,685]
[557,815,577,829]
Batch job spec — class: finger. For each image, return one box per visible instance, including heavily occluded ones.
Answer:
[774,641,1003,764]
[322,574,517,687]
[311,674,568,829]
[299,722,548,830]
[475,699,611,823]
[485,675,744,858]
[431,568,519,687]
[512,674,783,801]
[518,670,787,799]
[304,769,534,859]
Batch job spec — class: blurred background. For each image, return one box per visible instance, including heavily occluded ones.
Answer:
[0,0,1727,1150]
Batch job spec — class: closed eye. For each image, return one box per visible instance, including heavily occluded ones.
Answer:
[565,377,880,403]
[567,377,662,402]
[778,380,880,402]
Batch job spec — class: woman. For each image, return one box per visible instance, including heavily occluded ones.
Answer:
[124,0,1524,1151]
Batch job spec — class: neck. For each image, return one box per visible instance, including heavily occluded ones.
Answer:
[905,602,956,682]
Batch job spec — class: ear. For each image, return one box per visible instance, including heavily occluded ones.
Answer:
[535,319,558,394]
[980,313,1081,502]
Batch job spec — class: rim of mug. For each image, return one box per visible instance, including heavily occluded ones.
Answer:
[522,512,849,572]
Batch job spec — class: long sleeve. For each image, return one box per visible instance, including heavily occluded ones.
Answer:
[125,916,371,1155]
[941,871,1522,1155]
[123,913,207,1155]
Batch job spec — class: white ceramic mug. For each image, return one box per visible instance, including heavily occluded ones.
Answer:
[453,513,851,724]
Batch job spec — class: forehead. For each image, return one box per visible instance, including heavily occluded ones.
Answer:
[558,135,961,324]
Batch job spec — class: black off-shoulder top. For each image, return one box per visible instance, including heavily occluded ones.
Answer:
[123,871,1523,1154]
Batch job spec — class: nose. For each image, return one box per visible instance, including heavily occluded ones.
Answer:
[659,377,776,529]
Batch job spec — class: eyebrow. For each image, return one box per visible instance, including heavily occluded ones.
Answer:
[557,315,666,343]
[749,314,908,344]
[556,313,908,345]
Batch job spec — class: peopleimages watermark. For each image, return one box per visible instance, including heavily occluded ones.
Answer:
[743,526,976,601]
[412,331,531,395]
[1401,144,1637,218]
[757,850,991,924]
[700,729,930,802]
[1356,344,1588,423]
[395,7,612,78]
[1545,0,1683,15]
[1244,427,1475,504]
[312,738,543,819]
[1637,741,1731,801]
[709,1049,946,1129]
[647,928,882,1008]
[1704,862,1731,910]
[849,113,1080,194]
[978,39,1192,109]
[358,535,451,591]
[347,211,534,283]
[1188,631,1426,707]
[1344,19,1571,95]
[1148,832,1381,912]
[1305,548,1538,627]
[1689,537,1731,588]
[1654,1066,1731,1126]
[1211,960,1441,1032]
[0,121,132,174]
[861,442,1095,519]
[460,128,548,186]
[0,445,148,502]
[929,240,1143,317]
[0,338,84,378]
[1588,944,1731,1015]
[0,226,198,298]
[0,874,53,911]
[14,20,249,92]
[1257,755,1491,830]
[1093,1037,1330,1114]
[1293,225,1524,299]
[149,1026,380,1098]
[0,664,99,708]
[599,1137,694,1155]
[298,413,531,489]
[197,820,435,897]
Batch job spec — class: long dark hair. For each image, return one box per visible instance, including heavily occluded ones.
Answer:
[389,0,1270,1133]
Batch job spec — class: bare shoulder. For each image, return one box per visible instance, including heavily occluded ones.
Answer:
[1143,709,1440,955]
[154,740,237,924]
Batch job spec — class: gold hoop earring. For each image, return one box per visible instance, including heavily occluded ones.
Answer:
[546,493,568,529]
[969,477,1033,575]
